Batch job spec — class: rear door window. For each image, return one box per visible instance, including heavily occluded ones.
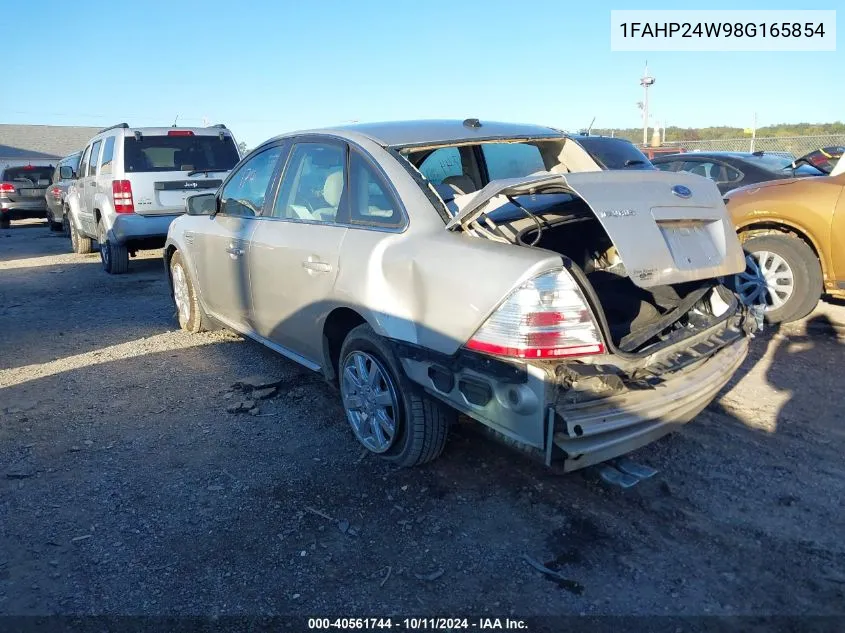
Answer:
[78,145,91,178]
[88,140,102,177]
[481,143,546,179]
[100,137,115,176]
[123,134,240,173]
[272,143,346,223]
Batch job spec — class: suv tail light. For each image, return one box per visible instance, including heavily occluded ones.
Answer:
[50,186,62,199]
[465,269,604,359]
[0,183,16,194]
[167,130,194,136]
[112,180,135,213]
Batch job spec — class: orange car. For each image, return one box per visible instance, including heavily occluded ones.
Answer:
[724,167,845,323]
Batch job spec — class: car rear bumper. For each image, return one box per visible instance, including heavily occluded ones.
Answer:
[398,317,752,472]
[1,199,47,218]
[109,213,181,245]
[551,335,748,471]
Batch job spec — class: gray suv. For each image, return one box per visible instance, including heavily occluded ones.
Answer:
[66,123,240,273]
[45,151,82,234]
[1,163,55,228]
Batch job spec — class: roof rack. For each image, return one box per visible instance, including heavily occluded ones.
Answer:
[209,123,227,129]
[98,122,129,134]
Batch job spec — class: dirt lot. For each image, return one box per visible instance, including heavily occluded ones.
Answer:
[1,220,844,623]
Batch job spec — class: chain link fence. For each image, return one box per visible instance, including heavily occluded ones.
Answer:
[659,134,845,158]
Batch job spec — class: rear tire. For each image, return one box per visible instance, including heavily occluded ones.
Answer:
[169,251,207,333]
[69,217,93,254]
[339,324,453,467]
[733,233,822,324]
[0,216,9,229]
[98,221,129,274]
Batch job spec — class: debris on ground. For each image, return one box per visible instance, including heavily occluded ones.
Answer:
[251,387,277,400]
[414,568,445,582]
[232,375,284,390]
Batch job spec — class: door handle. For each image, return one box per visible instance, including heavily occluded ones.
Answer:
[225,245,244,258]
[302,259,332,273]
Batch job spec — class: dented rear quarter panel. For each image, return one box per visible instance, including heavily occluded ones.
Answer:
[331,226,564,356]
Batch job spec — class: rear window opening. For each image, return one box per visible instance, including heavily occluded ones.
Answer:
[2,166,54,185]
[123,135,239,173]
[480,195,736,355]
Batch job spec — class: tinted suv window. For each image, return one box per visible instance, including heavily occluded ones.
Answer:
[575,137,654,170]
[100,137,115,176]
[123,135,240,173]
[220,146,283,217]
[349,151,403,228]
[482,143,546,179]
[2,166,54,184]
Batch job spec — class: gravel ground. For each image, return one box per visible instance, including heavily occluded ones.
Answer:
[1,219,844,623]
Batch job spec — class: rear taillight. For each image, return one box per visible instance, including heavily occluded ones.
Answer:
[112,180,134,213]
[50,186,62,199]
[465,269,604,359]
[167,130,194,136]
[0,183,16,194]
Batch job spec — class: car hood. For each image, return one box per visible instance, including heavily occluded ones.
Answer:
[446,170,746,289]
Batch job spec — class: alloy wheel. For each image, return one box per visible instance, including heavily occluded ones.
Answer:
[735,250,795,311]
[98,225,110,269]
[340,351,400,453]
[171,262,191,326]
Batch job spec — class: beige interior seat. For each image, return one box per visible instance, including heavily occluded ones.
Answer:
[312,168,344,221]
[441,174,477,195]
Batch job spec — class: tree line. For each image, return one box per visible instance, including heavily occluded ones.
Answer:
[590,122,845,142]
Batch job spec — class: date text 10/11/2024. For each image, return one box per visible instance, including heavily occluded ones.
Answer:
[307,618,529,630]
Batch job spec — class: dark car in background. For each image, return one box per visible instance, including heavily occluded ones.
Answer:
[571,134,656,171]
[652,150,826,194]
[0,164,55,228]
[45,151,82,234]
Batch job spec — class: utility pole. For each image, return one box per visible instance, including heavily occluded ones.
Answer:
[750,112,758,152]
[640,62,655,146]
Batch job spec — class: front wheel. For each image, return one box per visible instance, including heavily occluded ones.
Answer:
[98,222,128,274]
[338,324,453,467]
[733,233,822,324]
[170,251,207,333]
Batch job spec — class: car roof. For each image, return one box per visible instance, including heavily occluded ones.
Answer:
[654,151,783,160]
[273,119,565,149]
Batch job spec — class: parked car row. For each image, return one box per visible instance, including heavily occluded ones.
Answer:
[11,118,842,476]
[651,146,844,324]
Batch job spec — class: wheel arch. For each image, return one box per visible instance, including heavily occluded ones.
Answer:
[735,219,828,280]
[321,307,372,385]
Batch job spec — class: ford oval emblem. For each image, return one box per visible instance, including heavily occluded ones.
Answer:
[672,185,692,198]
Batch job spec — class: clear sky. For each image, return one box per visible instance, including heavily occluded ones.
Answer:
[2,0,841,147]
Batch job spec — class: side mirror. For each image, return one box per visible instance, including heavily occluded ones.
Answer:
[59,166,75,180]
[185,192,217,216]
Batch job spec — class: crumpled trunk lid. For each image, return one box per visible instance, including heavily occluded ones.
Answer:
[447,171,746,289]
